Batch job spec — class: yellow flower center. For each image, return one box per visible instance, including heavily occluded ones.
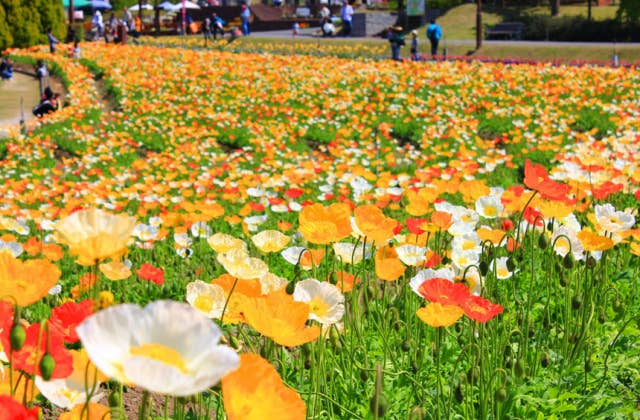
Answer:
[194,295,214,313]
[484,205,497,217]
[497,268,509,278]
[462,240,476,251]
[130,344,188,374]
[308,296,329,318]
[60,388,82,403]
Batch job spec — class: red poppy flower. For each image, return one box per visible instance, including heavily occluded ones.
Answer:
[11,323,73,379]
[136,263,165,285]
[523,206,544,227]
[0,396,39,420]
[0,301,14,352]
[49,300,94,343]
[461,295,504,323]
[591,181,623,200]
[285,188,304,198]
[417,278,470,306]
[523,160,571,201]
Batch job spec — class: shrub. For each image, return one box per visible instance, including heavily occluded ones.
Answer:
[519,15,640,42]
[0,141,7,161]
[392,118,423,149]
[217,126,251,151]
[477,115,513,140]
[303,124,335,149]
[571,108,616,139]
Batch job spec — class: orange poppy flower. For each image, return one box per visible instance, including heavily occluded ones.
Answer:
[416,303,464,327]
[23,237,42,256]
[354,205,398,246]
[42,244,64,261]
[405,188,438,216]
[577,230,615,252]
[0,252,61,306]
[243,291,320,347]
[211,274,262,324]
[58,403,111,420]
[298,203,351,245]
[375,247,406,281]
[331,271,360,293]
[222,354,306,420]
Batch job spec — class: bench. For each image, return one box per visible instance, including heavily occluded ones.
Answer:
[486,22,523,40]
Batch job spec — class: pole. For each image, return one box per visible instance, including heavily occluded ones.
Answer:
[182,0,186,35]
[68,0,74,30]
[476,0,482,50]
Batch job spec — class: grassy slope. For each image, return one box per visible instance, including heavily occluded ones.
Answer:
[431,3,619,40]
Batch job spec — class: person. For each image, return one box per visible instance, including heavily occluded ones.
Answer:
[292,22,300,37]
[410,30,419,61]
[322,17,335,37]
[426,19,442,57]
[33,86,60,118]
[131,16,142,43]
[203,17,212,46]
[240,4,251,36]
[47,29,59,54]
[72,40,81,59]
[123,6,133,28]
[212,12,225,39]
[0,56,13,80]
[92,10,104,38]
[340,1,353,37]
[387,26,404,61]
[319,5,330,27]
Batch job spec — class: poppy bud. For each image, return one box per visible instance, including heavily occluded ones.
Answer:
[479,260,488,276]
[572,295,582,310]
[613,299,623,314]
[360,369,368,382]
[230,335,240,350]
[454,383,464,404]
[506,257,516,272]
[598,311,606,324]
[541,352,549,368]
[370,393,388,417]
[9,323,26,351]
[401,339,412,352]
[39,353,56,381]
[586,256,596,268]
[538,233,548,249]
[514,359,526,378]
[495,387,508,402]
[285,281,295,295]
[108,390,122,407]
[562,254,574,269]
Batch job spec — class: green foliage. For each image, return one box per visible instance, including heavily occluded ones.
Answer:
[518,14,640,42]
[217,126,251,151]
[0,0,64,48]
[617,0,640,24]
[477,115,513,140]
[302,124,335,149]
[0,3,13,50]
[0,141,7,161]
[571,107,616,139]
[392,118,422,149]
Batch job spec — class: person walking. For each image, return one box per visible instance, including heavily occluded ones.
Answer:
[212,12,226,39]
[426,19,442,58]
[340,1,353,37]
[240,4,251,36]
[387,26,404,61]
[410,30,419,60]
[203,17,212,46]
[47,29,59,54]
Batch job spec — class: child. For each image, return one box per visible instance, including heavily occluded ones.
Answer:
[292,22,300,38]
[410,30,420,61]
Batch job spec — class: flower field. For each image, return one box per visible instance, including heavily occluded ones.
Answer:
[0,41,639,419]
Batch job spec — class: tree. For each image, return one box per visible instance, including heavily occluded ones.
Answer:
[36,0,66,43]
[617,0,640,23]
[0,3,13,50]
[1,0,42,47]
[550,0,560,17]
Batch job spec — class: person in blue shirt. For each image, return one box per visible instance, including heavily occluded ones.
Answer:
[426,19,442,57]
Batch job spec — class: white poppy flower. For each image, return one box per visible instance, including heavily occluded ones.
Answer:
[190,221,212,238]
[332,242,371,264]
[293,279,345,325]
[186,281,226,318]
[395,244,427,266]
[77,300,239,396]
[475,195,504,219]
